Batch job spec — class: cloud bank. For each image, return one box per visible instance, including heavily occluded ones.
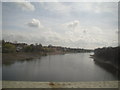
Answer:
[2,2,118,49]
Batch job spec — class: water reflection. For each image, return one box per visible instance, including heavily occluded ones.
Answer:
[3,56,41,66]
[93,59,119,80]
[3,53,118,81]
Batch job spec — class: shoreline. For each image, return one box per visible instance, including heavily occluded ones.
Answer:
[90,55,120,74]
[2,52,92,65]
[2,52,64,64]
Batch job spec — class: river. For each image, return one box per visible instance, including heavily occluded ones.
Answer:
[2,53,118,81]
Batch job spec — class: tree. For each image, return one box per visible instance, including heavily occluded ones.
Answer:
[48,44,52,48]
[2,43,16,53]
[24,45,33,52]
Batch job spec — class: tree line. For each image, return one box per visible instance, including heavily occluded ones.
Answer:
[94,46,120,70]
[2,40,93,53]
[2,40,55,53]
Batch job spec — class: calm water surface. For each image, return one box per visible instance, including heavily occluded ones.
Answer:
[3,53,118,81]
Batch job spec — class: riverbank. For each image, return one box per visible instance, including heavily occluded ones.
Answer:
[90,55,120,79]
[2,81,119,88]
[91,55,119,70]
[3,51,90,65]
[2,52,65,65]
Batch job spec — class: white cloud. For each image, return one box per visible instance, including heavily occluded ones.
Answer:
[64,20,80,29]
[27,19,43,28]
[3,17,118,49]
[63,21,118,48]
[2,29,63,46]
[3,25,118,49]
[15,1,35,11]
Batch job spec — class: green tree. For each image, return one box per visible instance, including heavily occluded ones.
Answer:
[24,46,33,52]
[2,43,16,53]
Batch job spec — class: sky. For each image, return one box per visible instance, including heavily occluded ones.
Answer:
[2,1,118,49]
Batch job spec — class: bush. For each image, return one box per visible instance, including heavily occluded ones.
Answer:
[24,46,33,52]
[2,43,16,53]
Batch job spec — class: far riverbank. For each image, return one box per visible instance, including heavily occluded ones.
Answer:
[2,52,65,65]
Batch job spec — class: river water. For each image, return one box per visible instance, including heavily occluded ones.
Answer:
[3,53,118,81]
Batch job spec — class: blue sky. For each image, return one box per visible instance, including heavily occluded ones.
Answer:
[2,1,118,49]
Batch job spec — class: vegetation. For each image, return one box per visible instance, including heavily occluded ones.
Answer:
[94,46,120,70]
[2,42,16,53]
[2,40,93,54]
[2,40,93,65]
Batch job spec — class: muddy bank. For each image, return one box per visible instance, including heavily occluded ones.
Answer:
[2,52,43,65]
[2,52,66,65]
